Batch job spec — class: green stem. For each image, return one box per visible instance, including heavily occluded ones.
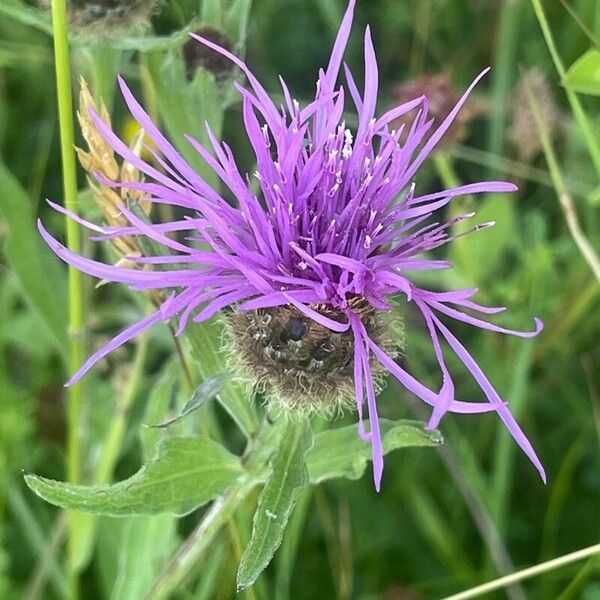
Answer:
[487,0,523,165]
[50,1,84,596]
[433,150,475,217]
[530,0,600,179]
[145,475,259,600]
[433,151,459,188]
[168,323,195,393]
[442,543,600,600]
[523,65,600,284]
[146,421,282,599]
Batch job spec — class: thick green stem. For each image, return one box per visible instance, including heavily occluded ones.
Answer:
[50,1,84,596]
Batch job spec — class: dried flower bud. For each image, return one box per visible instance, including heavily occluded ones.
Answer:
[182,26,235,81]
[223,300,403,418]
[76,78,151,264]
[40,0,160,33]
[508,68,568,162]
[391,72,486,148]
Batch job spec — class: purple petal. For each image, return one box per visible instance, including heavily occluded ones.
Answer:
[66,310,165,385]
[431,315,546,482]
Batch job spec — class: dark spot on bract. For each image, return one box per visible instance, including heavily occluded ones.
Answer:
[285,318,307,342]
[312,344,331,361]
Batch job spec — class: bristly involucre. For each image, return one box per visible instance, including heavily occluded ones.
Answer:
[41,0,160,32]
[40,0,545,491]
[222,301,403,419]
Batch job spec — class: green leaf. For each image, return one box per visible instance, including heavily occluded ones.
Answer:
[145,52,223,186]
[187,318,260,438]
[140,360,184,459]
[147,373,229,429]
[236,420,314,591]
[0,0,52,35]
[306,419,442,484]
[202,0,222,28]
[25,436,244,516]
[0,158,68,359]
[111,515,178,600]
[450,193,518,285]
[563,49,600,96]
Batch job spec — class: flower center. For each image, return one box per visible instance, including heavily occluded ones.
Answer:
[223,301,402,417]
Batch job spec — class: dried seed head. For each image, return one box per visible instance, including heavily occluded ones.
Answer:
[76,78,151,267]
[508,68,568,162]
[41,0,161,33]
[391,72,487,147]
[223,301,403,418]
[182,26,235,81]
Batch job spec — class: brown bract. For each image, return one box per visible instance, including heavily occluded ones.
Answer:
[223,302,403,418]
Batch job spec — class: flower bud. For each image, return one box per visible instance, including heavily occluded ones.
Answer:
[391,72,486,148]
[508,68,568,162]
[182,26,235,81]
[223,301,403,418]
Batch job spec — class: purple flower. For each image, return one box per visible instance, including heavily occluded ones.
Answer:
[40,0,544,490]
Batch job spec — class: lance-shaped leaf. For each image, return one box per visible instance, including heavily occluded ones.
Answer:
[0,159,68,359]
[306,419,442,484]
[187,318,260,438]
[236,421,314,591]
[24,436,244,516]
[147,373,230,429]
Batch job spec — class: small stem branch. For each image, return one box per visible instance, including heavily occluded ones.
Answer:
[23,512,68,600]
[50,1,84,596]
[442,543,600,600]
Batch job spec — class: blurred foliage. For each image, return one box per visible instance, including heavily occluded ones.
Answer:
[0,0,599,599]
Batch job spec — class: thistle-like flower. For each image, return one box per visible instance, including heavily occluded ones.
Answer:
[40,0,544,489]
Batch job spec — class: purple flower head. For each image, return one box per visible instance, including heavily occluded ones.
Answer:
[40,0,544,490]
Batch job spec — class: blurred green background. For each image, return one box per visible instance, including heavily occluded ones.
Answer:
[0,0,599,598]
